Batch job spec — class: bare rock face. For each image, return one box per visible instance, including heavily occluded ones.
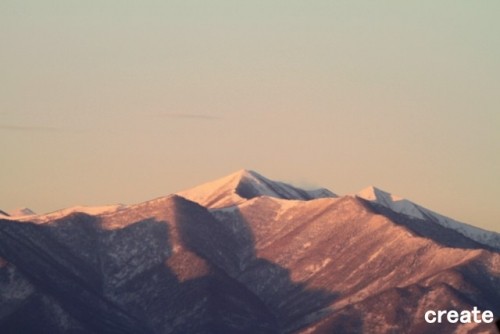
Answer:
[0,171,499,333]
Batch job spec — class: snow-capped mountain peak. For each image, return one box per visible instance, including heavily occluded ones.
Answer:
[0,207,37,219]
[9,207,36,217]
[177,169,336,208]
[1,205,126,223]
[356,186,401,202]
[356,186,500,250]
[356,186,425,219]
[0,170,499,333]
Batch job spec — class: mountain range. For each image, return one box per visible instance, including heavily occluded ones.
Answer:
[0,169,499,333]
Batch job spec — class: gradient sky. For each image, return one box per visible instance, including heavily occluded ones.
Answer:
[1,1,499,231]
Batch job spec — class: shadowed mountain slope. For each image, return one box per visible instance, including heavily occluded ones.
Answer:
[0,195,334,334]
[0,170,499,333]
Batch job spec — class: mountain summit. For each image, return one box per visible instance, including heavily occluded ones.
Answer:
[177,169,336,208]
[356,186,500,249]
[8,208,36,217]
[0,170,498,333]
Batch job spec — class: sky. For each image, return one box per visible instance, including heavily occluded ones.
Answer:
[1,1,499,232]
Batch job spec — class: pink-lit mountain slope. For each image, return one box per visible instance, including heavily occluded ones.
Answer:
[177,169,336,208]
[0,170,498,334]
[357,186,500,250]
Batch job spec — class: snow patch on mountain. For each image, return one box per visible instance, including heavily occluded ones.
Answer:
[356,186,500,250]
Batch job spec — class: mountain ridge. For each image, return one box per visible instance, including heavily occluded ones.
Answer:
[4,170,498,248]
[356,186,500,250]
[0,170,498,333]
[177,169,337,209]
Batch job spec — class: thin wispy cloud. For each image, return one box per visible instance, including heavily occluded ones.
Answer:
[155,113,222,120]
[0,124,61,132]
